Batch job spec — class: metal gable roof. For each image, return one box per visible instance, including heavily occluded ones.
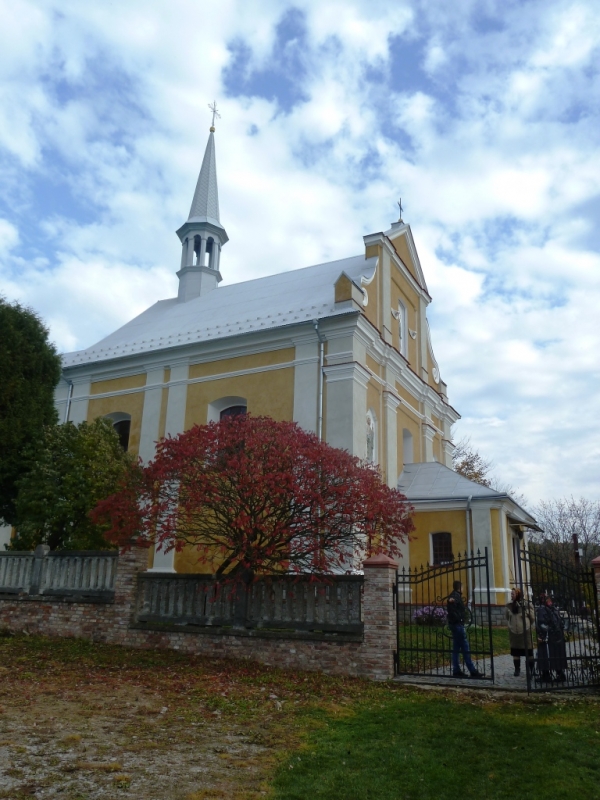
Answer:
[398,462,504,500]
[62,254,377,368]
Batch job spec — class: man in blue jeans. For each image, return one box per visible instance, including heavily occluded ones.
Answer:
[447,580,483,679]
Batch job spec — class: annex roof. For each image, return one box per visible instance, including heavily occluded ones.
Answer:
[62,254,377,368]
[398,462,505,501]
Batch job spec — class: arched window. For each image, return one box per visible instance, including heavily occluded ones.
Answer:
[103,412,131,451]
[206,237,215,269]
[220,405,247,420]
[397,300,408,357]
[402,428,414,464]
[207,396,248,423]
[431,532,453,566]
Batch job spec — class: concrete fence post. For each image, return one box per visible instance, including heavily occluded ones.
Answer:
[362,554,398,681]
[113,547,149,631]
[29,544,50,595]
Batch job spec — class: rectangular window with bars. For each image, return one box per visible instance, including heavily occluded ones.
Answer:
[431,532,453,565]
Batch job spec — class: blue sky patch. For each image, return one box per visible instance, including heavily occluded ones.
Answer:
[222,8,310,113]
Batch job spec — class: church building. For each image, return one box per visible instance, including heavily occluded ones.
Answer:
[54,121,538,605]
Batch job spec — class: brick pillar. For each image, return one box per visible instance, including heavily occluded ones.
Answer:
[361,554,398,681]
[592,557,600,609]
[114,547,148,632]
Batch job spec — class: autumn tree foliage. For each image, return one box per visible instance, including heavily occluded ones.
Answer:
[94,415,414,578]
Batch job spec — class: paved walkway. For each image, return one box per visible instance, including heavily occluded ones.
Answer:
[395,653,527,691]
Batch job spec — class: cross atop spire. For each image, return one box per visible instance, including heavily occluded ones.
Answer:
[208,101,220,131]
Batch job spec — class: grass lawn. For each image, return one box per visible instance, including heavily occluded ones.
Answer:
[1,632,599,799]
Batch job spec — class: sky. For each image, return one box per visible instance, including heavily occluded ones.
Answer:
[1,0,599,505]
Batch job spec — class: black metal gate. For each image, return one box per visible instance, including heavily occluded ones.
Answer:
[395,549,495,682]
[517,542,600,691]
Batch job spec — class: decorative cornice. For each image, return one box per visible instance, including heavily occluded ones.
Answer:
[323,361,371,389]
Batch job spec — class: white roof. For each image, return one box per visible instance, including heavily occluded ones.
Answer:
[63,254,377,368]
[398,462,504,500]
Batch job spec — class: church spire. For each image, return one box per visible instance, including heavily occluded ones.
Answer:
[176,103,228,303]
[187,128,220,224]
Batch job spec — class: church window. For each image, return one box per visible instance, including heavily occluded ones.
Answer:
[220,405,247,420]
[431,532,453,566]
[402,428,414,464]
[398,301,408,357]
[103,412,131,451]
[207,396,248,423]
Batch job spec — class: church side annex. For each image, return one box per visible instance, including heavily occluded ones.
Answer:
[54,118,538,605]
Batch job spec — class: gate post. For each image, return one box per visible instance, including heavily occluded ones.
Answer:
[114,546,149,634]
[362,554,398,681]
[591,557,600,605]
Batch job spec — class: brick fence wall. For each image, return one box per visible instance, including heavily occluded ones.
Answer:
[0,549,399,682]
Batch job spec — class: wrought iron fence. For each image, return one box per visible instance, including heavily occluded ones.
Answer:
[517,541,600,691]
[395,549,494,681]
[135,573,363,636]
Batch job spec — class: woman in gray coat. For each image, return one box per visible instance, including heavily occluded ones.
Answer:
[505,588,535,677]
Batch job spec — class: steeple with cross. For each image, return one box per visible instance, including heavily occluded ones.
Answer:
[175,102,228,302]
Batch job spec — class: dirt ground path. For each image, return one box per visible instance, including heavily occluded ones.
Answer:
[0,635,300,800]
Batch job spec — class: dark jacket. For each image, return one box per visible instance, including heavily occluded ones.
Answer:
[536,603,565,644]
[536,603,568,672]
[447,589,466,625]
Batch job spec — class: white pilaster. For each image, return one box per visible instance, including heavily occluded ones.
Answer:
[0,522,12,550]
[153,363,189,572]
[323,362,370,457]
[165,363,188,437]
[138,368,165,464]
[293,338,319,433]
[150,547,176,573]
[471,504,498,603]
[422,421,436,462]
[199,236,207,267]
[382,391,400,487]
[68,379,91,425]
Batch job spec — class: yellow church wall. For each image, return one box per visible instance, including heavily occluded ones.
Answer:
[408,510,468,569]
[389,234,419,285]
[390,276,419,366]
[174,544,213,574]
[184,366,295,430]
[90,373,146,395]
[189,348,294,380]
[433,435,442,462]
[395,383,420,414]
[396,407,422,474]
[366,354,381,378]
[87,391,145,456]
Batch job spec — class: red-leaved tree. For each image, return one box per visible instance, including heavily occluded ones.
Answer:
[93,415,414,578]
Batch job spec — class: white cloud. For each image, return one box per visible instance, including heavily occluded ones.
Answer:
[0,0,599,503]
